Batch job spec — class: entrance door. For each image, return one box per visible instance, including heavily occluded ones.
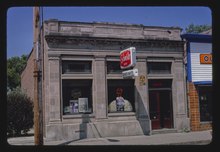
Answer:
[149,90,173,129]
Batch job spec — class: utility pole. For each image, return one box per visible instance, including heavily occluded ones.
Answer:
[33,6,43,145]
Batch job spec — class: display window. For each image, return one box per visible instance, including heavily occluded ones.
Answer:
[108,79,135,113]
[198,85,212,122]
[62,79,93,115]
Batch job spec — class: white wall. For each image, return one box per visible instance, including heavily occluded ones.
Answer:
[190,42,212,82]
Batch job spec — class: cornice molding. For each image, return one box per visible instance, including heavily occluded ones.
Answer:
[45,35,183,52]
[48,56,60,60]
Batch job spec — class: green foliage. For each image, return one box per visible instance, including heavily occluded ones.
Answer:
[185,23,211,34]
[7,88,34,137]
[7,54,28,91]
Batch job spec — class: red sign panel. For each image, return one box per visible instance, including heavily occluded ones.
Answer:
[120,47,136,69]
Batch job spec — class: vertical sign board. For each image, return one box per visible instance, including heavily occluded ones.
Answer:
[120,47,136,69]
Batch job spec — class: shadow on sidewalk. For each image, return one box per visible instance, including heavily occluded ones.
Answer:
[107,139,120,142]
[135,86,151,135]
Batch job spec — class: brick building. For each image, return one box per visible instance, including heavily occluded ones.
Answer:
[21,19,189,141]
[21,49,35,101]
[181,31,212,131]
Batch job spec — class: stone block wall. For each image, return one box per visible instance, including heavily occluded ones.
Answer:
[41,20,188,140]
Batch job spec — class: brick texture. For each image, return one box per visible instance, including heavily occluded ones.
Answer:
[188,82,212,131]
[21,49,35,101]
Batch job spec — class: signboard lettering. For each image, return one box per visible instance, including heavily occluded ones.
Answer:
[120,47,136,69]
[122,69,138,78]
[200,54,212,64]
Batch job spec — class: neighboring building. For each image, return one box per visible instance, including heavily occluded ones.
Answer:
[181,31,212,131]
[21,48,35,101]
[21,19,189,141]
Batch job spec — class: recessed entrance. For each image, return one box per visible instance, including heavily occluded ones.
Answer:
[148,79,173,130]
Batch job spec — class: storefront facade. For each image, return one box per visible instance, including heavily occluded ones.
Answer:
[181,32,212,131]
[22,20,189,141]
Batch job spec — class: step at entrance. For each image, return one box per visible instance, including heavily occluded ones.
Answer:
[152,129,177,135]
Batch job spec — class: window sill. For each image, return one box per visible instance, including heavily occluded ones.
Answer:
[61,74,93,79]
[108,112,136,117]
[107,74,123,79]
[200,121,212,124]
[63,113,95,119]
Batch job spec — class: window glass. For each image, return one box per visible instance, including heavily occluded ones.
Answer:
[199,86,212,122]
[147,62,171,74]
[62,61,92,74]
[108,79,134,113]
[107,61,122,74]
[62,79,92,115]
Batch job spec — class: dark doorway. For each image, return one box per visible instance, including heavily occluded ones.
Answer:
[148,79,173,130]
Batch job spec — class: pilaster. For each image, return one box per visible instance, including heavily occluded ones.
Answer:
[93,55,107,119]
[48,56,61,123]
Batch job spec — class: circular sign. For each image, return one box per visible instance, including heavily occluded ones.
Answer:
[139,75,146,86]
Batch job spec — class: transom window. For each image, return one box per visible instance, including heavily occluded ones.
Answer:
[107,61,122,74]
[62,61,92,74]
[147,62,171,74]
[148,79,172,89]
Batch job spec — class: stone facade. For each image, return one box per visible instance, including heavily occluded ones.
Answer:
[22,19,190,141]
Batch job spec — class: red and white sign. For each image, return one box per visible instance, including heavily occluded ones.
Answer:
[120,47,136,69]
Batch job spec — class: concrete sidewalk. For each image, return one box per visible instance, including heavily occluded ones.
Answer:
[7,130,212,145]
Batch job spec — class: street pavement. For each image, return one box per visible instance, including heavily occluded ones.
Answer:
[7,130,212,145]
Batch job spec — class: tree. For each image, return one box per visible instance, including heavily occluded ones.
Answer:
[7,88,34,137]
[185,23,211,34]
[7,54,28,91]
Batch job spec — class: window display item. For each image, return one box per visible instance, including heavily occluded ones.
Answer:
[108,99,133,112]
[78,98,88,113]
[71,89,81,99]
[70,100,79,113]
[116,96,125,111]
[64,106,70,114]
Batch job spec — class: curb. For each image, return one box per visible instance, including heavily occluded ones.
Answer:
[169,140,212,145]
[7,130,212,145]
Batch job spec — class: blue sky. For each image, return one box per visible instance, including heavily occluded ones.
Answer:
[7,6,212,58]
